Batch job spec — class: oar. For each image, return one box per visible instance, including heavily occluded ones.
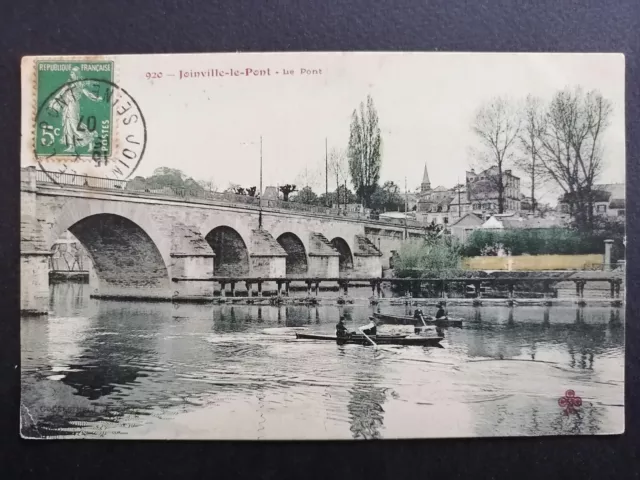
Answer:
[359,327,377,348]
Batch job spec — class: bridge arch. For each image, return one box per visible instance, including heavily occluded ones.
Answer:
[205,226,250,276]
[65,213,170,295]
[331,237,354,274]
[47,198,171,265]
[277,232,308,276]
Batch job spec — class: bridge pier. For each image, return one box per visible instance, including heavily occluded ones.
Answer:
[169,223,215,302]
[352,235,383,277]
[21,168,52,315]
[21,252,51,315]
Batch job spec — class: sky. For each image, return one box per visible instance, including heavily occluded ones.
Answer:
[22,52,625,205]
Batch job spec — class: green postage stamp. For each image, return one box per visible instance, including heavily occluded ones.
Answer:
[35,60,114,159]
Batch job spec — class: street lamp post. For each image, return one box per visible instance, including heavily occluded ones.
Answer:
[259,135,263,229]
[404,176,408,241]
[241,136,263,230]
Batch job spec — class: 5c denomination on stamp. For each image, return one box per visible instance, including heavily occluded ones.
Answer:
[34,60,146,181]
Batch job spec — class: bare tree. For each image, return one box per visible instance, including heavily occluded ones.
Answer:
[517,95,547,213]
[471,97,521,213]
[197,178,219,193]
[295,164,323,193]
[328,147,349,202]
[535,87,612,229]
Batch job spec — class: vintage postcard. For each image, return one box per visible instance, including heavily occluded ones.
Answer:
[20,52,625,439]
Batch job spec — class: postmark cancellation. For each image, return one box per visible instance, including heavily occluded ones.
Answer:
[26,57,146,181]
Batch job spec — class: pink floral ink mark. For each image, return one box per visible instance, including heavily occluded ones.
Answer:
[558,389,582,415]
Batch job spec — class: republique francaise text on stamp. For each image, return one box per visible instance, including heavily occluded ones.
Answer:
[33,59,146,180]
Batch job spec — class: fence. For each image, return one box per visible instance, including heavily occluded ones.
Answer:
[462,254,605,271]
[30,168,425,229]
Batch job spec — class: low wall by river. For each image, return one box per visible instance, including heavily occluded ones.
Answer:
[462,254,604,271]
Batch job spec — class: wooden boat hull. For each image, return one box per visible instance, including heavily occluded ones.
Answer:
[373,313,463,328]
[371,313,417,325]
[295,332,444,347]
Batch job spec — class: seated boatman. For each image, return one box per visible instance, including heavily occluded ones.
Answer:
[435,302,447,319]
[336,317,350,337]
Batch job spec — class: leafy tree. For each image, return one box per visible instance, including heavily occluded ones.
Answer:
[292,186,318,205]
[279,184,297,201]
[348,94,382,207]
[394,236,463,278]
[245,186,257,197]
[234,186,246,195]
[125,167,204,194]
[370,181,405,212]
[324,184,357,208]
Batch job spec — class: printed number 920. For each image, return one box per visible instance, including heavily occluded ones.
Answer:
[145,72,163,79]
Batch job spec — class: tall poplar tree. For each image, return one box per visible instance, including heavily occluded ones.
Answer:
[348,95,382,208]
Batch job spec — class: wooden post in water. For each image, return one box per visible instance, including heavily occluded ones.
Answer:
[542,280,550,299]
[230,281,236,297]
[257,280,263,297]
[376,280,382,298]
[306,281,312,296]
[343,280,348,297]
[285,280,290,296]
[220,282,226,298]
[246,281,252,297]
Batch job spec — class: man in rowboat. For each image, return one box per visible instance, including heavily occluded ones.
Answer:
[336,317,352,338]
[435,302,447,319]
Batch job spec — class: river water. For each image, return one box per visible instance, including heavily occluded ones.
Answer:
[20,282,624,440]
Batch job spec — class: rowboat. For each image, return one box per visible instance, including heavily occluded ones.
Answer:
[295,332,444,347]
[373,312,463,328]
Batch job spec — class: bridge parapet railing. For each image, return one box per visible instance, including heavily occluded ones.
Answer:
[29,168,426,228]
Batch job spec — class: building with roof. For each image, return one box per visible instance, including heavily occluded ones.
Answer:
[415,163,522,226]
[466,166,521,213]
[449,212,484,242]
[416,164,455,225]
[558,183,625,218]
[480,213,568,230]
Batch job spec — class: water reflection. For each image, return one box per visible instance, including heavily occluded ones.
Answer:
[20,283,624,439]
[348,375,387,439]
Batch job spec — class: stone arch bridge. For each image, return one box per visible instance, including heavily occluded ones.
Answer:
[21,168,425,314]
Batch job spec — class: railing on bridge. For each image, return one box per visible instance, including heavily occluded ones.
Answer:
[29,168,425,229]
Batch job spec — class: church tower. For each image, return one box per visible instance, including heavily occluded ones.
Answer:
[420,163,431,193]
